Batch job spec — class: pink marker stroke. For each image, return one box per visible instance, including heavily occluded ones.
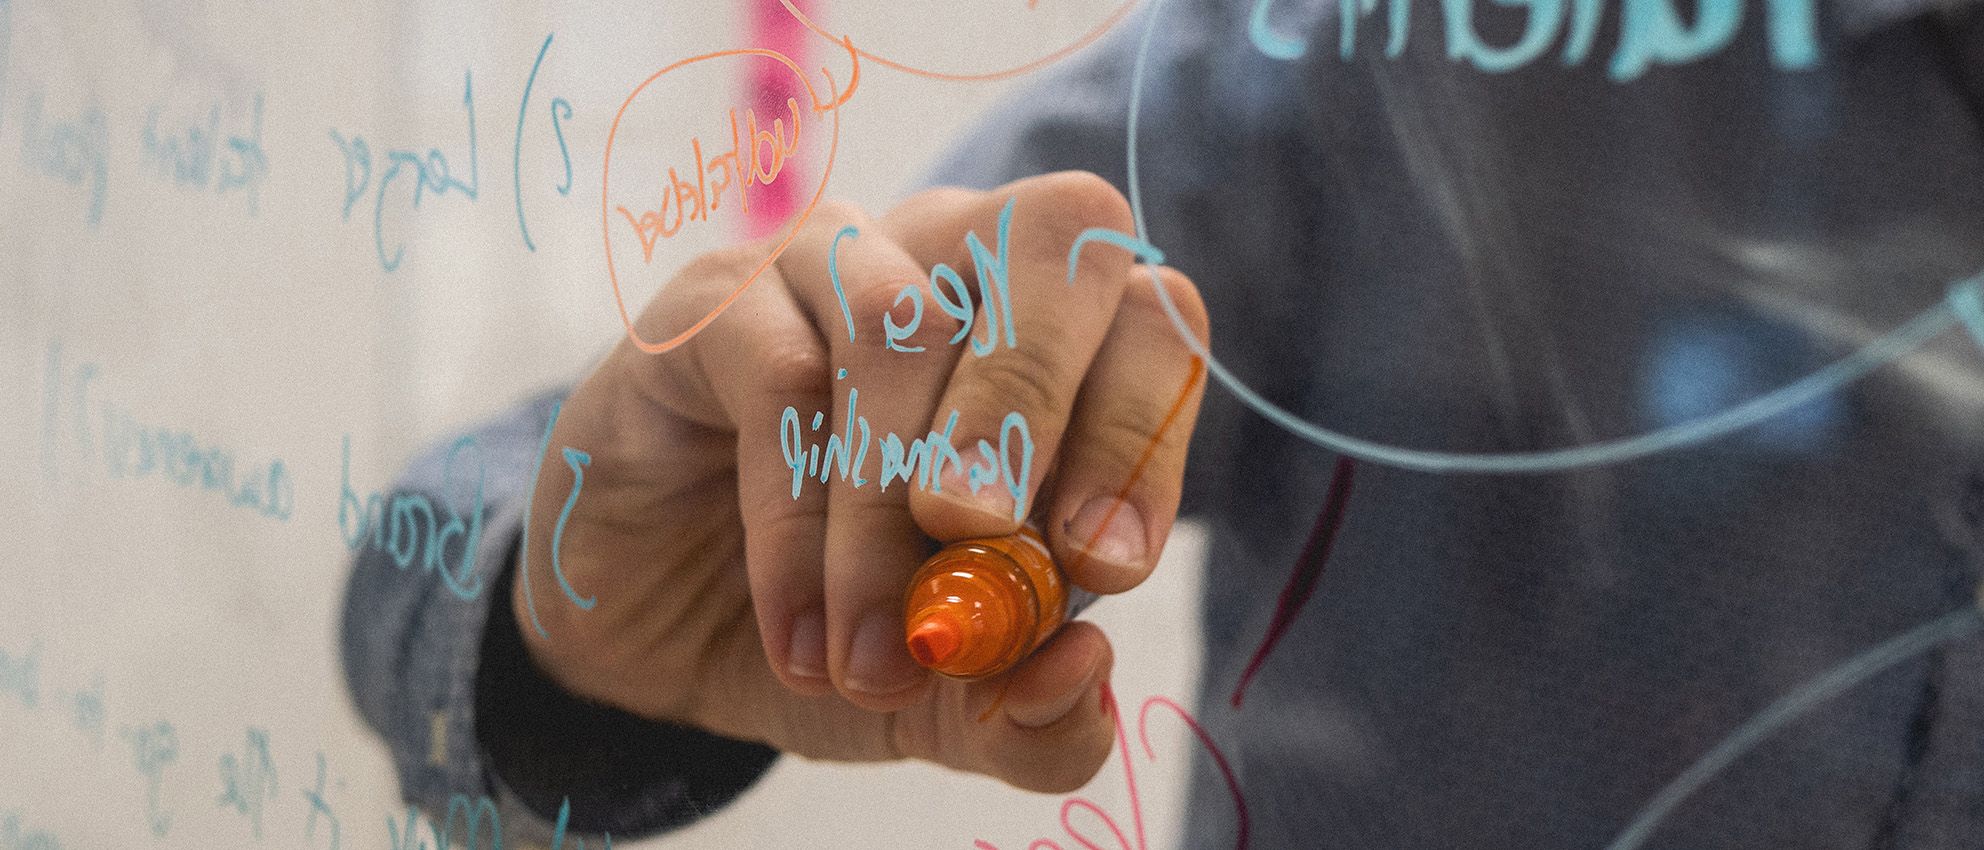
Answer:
[1230,455,1356,709]
[975,684,1250,850]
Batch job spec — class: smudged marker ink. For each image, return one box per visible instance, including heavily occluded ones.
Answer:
[1231,455,1355,709]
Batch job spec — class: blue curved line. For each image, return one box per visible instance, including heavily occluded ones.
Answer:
[513,32,553,253]
[551,98,574,196]
[828,225,860,341]
[1603,608,1983,850]
[1161,265,1950,473]
[552,447,596,610]
[1126,0,1975,474]
[1948,273,1984,350]
[518,401,562,639]
[1249,0,1310,60]
[1068,228,1165,281]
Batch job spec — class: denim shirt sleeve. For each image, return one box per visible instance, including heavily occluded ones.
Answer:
[338,388,776,844]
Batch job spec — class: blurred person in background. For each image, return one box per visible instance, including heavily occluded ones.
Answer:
[345,0,1984,846]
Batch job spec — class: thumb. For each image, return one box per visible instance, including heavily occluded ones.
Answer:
[922,622,1119,794]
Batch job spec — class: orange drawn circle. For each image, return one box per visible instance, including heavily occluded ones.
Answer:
[779,0,1139,82]
[601,48,843,354]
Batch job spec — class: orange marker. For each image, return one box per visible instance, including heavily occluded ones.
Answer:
[902,526,1094,680]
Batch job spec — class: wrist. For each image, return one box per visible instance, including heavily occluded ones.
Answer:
[477,536,781,835]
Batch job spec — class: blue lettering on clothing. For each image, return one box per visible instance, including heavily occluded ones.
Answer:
[1251,0,1819,81]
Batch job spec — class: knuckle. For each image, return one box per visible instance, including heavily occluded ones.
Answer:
[965,339,1078,422]
[808,198,870,233]
[1077,413,1174,472]
[680,244,758,283]
[844,274,924,333]
[896,186,981,218]
[1016,171,1134,253]
[643,257,757,338]
[754,341,833,401]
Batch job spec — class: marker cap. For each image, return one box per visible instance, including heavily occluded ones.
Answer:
[903,527,1069,680]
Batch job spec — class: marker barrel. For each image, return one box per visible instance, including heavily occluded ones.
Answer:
[902,527,1090,680]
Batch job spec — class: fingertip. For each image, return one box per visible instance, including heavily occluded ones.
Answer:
[975,626,1117,793]
[1127,264,1210,346]
[910,471,1022,543]
[834,607,934,711]
[1016,690,1116,794]
[767,606,834,697]
[1015,171,1136,256]
[1001,622,1112,729]
[1055,495,1154,595]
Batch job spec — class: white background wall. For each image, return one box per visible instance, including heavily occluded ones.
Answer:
[0,1,1211,847]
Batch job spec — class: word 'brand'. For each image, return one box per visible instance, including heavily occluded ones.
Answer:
[339,435,486,601]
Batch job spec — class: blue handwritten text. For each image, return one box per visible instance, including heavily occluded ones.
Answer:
[330,71,480,272]
[140,93,268,215]
[339,435,487,601]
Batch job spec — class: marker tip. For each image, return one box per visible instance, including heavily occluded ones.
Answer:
[908,616,962,666]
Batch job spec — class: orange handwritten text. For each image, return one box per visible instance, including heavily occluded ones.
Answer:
[602,45,847,355]
[974,686,1250,850]
[616,99,802,260]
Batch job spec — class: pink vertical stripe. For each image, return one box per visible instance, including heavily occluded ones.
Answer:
[745,0,811,238]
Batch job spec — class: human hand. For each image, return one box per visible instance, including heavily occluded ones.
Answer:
[514,171,1208,792]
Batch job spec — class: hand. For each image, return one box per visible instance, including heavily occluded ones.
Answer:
[515,171,1209,792]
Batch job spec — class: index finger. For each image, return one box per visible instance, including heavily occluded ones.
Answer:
[882,172,1139,540]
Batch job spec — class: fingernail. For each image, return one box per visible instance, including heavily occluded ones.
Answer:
[938,463,1016,524]
[1068,497,1147,578]
[1008,667,1102,730]
[848,610,924,696]
[787,610,827,680]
